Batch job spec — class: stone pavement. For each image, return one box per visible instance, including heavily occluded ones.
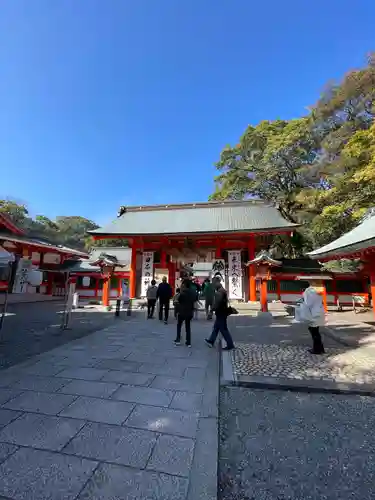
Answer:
[0,301,119,369]
[224,315,375,394]
[0,316,219,500]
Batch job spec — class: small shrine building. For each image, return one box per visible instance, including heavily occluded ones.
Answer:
[309,209,375,316]
[0,213,88,296]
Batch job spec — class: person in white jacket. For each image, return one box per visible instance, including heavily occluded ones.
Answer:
[300,284,325,354]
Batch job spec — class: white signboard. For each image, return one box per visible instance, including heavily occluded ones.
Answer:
[154,268,169,284]
[212,259,225,281]
[141,251,154,297]
[12,258,32,294]
[228,251,243,299]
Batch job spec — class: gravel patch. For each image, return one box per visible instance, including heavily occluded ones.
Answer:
[219,386,375,500]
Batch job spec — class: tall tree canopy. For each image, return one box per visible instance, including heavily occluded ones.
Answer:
[211,53,375,255]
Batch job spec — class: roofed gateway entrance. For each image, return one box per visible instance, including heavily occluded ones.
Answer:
[89,200,297,301]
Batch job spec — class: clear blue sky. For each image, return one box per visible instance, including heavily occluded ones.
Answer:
[0,1,374,225]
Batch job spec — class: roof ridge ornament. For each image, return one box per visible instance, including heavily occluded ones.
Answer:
[118,206,127,217]
[362,207,375,222]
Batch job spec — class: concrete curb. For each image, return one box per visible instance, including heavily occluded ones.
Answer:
[0,296,62,306]
[322,325,361,348]
[229,374,375,397]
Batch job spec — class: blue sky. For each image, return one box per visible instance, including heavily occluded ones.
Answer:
[0,1,374,226]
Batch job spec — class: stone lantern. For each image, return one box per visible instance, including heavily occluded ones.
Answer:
[90,253,121,308]
[246,250,282,316]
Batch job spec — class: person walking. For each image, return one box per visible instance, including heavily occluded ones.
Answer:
[205,277,235,351]
[146,279,158,319]
[157,276,173,324]
[173,287,181,319]
[174,279,196,347]
[202,278,214,320]
[299,283,325,354]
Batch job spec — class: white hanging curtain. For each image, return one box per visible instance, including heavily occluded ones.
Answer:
[0,248,15,265]
[227,250,243,299]
[140,251,154,297]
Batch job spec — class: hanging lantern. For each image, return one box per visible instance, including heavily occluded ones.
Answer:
[27,269,43,286]
[82,276,90,287]
[256,264,271,280]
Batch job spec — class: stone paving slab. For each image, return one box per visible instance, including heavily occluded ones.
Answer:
[0,442,18,463]
[0,448,98,500]
[64,422,157,468]
[59,395,135,425]
[3,391,77,415]
[147,434,195,477]
[0,317,220,499]
[0,413,85,451]
[112,385,174,407]
[12,375,70,393]
[0,409,21,430]
[101,370,155,385]
[126,404,199,438]
[58,379,121,398]
[78,462,189,500]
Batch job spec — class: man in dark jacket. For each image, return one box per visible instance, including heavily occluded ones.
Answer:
[157,277,173,324]
[202,278,214,320]
[174,279,196,346]
[205,278,235,351]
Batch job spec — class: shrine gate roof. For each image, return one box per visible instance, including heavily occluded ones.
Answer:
[308,209,375,260]
[90,200,297,237]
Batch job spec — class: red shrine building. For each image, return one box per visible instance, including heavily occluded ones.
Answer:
[309,209,375,316]
[84,200,368,306]
[88,200,296,303]
[0,213,88,296]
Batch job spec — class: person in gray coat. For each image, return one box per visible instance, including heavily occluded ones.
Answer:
[146,280,158,319]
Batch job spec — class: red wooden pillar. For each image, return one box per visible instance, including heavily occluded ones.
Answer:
[322,282,328,313]
[332,278,338,308]
[169,261,176,292]
[260,279,268,312]
[46,272,53,295]
[276,277,281,301]
[129,243,137,298]
[102,278,110,307]
[248,237,256,302]
[160,249,167,268]
[370,273,375,318]
[215,239,221,259]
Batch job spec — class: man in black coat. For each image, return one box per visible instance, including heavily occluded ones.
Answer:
[205,277,235,351]
[174,279,196,347]
[157,276,173,324]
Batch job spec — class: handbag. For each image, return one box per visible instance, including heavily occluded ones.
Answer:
[226,298,239,316]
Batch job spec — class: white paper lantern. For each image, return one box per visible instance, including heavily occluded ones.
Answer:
[27,269,43,286]
[82,276,90,287]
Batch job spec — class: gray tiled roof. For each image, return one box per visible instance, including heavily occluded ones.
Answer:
[60,247,132,273]
[89,247,131,265]
[90,201,297,236]
[308,214,375,259]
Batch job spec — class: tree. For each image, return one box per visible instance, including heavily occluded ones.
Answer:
[0,200,29,225]
[211,53,375,258]
[298,55,375,247]
[210,118,318,224]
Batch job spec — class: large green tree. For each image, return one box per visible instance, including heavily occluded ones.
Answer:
[211,53,375,255]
